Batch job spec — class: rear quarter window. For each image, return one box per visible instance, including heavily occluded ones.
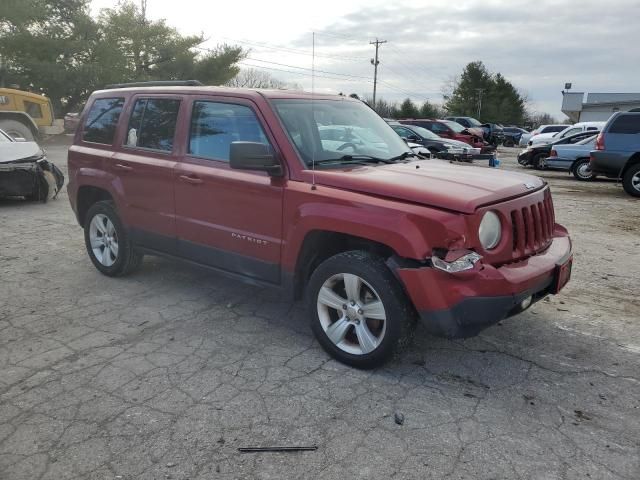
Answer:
[609,115,640,134]
[82,98,125,144]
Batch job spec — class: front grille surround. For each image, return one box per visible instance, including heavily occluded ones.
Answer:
[473,187,556,266]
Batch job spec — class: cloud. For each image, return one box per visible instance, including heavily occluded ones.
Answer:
[283,0,640,117]
[90,0,639,118]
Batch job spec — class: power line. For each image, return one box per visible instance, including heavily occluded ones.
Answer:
[201,36,369,62]
[243,56,373,81]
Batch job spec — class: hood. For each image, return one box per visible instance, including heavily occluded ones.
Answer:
[466,127,485,137]
[311,159,545,214]
[0,141,44,164]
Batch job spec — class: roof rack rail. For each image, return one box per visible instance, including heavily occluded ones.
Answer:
[105,80,204,89]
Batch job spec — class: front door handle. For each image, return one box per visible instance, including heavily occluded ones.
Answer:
[179,174,203,185]
[114,163,133,172]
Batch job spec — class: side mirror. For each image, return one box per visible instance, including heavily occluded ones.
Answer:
[407,135,419,142]
[230,142,282,176]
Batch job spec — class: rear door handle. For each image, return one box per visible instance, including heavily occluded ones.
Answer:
[179,174,203,185]
[114,163,133,172]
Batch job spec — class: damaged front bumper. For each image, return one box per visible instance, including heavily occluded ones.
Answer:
[0,157,64,201]
[395,235,572,338]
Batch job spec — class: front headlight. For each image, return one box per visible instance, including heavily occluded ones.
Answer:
[479,211,502,250]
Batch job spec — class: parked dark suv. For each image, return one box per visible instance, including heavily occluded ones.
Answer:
[68,81,572,368]
[590,112,640,197]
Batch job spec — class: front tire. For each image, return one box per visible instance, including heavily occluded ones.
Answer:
[572,158,595,181]
[622,163,640,197]
[84,201,143,276]
[307,250,415,369]
[532,153,547,170]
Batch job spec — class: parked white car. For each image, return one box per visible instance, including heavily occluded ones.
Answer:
[519,124,566,146]
[529,121,605,146]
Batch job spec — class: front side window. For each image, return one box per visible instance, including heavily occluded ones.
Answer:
[82,97,125,144]
[408,125,441,140]
[189,101,269,161]
[391,125,413,138]
[24,101,43,119]
[272,99,410,166]
[125,98,180,151]
[561,127,582,138]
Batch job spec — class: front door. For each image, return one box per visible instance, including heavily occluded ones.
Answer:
[174,97,284,284]
[111,95,183,253]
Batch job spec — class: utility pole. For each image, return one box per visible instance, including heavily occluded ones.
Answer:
[370,38,387,109]
[475,88,484,118]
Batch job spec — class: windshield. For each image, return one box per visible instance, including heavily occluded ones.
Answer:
[273,99,411,165]
[406,125,441,140]
[465,117,483,127]
[0,130,12,142]
[577,135,597,145]
[442,120,466,133]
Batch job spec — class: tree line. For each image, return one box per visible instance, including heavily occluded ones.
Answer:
[367,61,536,126]
[0,0,244,114]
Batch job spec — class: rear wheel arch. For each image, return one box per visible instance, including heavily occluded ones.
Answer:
[77,186,114,227]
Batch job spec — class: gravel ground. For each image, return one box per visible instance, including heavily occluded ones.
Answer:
[1,138,639,479]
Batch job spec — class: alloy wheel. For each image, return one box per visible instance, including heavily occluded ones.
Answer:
[632,171,640,192]
[316,273,387,355]
[89,214,119,267]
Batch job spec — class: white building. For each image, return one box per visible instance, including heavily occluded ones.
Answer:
[561,92,640,123]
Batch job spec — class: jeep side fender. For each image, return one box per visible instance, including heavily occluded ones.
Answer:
[281,195,467,271]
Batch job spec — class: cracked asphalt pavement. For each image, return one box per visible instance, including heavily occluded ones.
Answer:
[1,138,639,479]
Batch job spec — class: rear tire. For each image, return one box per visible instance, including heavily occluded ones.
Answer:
[622,163,640,197]
[83,201,143,276]
[571,158,595,181]
[307,251,415,369]
[503,138,514,147]
[0,119,35,141]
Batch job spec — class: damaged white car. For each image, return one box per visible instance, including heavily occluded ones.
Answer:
[0,129,64,201]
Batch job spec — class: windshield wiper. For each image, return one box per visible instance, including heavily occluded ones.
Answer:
[312,155,395,166]
[388,151,419,162]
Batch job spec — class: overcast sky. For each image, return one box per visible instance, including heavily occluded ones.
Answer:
[90,0,639,119]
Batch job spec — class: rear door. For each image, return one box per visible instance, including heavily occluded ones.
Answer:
[111,95,183,253]
[174,96,284,284]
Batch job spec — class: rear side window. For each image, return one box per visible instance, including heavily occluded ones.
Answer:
[609,115,640,134]
[188,101,269,162]
[24,101,43,119]
[83,98,124,144]
[125,98,180,151]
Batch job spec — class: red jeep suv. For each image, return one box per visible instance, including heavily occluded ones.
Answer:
[68,82,572,368]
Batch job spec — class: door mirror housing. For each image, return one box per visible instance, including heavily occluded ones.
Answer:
[230,142,282,176]
[407,135,420,142]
